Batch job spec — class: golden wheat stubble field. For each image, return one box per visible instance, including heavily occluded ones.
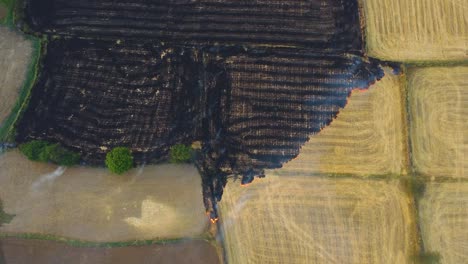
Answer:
[219,176,417,264]
[419,182,468,264]
[273,67,407,177]
[361,0,468,62]
[409,67,468,179]
[0,150,208,242]
[0,27,33,124]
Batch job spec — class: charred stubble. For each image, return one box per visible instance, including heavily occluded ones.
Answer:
[17,0,385,217]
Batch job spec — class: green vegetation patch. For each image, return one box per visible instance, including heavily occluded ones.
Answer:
[0,232,194,248]
[412,251,441,264]
[19,140,80,166]
[169,144,193,163]
[0,199,15,226]
[0,0,14,26]
[105,147,134,174]
[400,176,426,201]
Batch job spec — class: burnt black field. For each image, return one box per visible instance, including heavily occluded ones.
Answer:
[17,0,384,218]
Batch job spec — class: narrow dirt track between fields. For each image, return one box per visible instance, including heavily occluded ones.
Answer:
[0,238,220,264]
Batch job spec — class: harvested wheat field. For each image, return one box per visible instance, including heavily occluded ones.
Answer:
[0,27,33,124]
[219,176,417,264]
[419,182,468,264]
[271,68,407,177]
[409,67,468,179]
[0,238,220,264]
[361,0,468,61]
[0,150,208,242]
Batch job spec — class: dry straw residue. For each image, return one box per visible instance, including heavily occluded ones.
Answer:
[219,176,417,264]
[409,67,468,179]
[362,0,468,61]
[419,182,468,264]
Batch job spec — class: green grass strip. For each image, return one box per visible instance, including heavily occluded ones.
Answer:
[0,232,211,248]
[0,36,42,142]
[0,0,14,26]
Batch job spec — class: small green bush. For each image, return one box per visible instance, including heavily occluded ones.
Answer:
[169,144,193,163]
[412,252,441,264]
[401,176,426,200]
[19,140,49,161]
[43,144,80,166]
[0,199,14,227]
[105,147,134,174]
[19,140,80,166]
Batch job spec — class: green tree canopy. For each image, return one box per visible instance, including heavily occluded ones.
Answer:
[169,144,193,163]
[19,140,80,166]
[105,147,134,174]
[19,140,49,161]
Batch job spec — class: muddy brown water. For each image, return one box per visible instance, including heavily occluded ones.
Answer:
[0,238,220,264]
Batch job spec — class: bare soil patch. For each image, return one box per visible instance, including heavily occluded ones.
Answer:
[0,27,33,124]
[219,176,417,264]
[0,150,208,242]
[0,238,220,264]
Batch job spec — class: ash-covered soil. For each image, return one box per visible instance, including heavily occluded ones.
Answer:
[17,0,384,217]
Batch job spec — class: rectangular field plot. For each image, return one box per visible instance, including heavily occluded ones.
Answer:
[0,27,33,124]
[0,150,208,242]
[24,0,363,51]
[361,0,468,61]
[219,176,417,264]
[270,68,407,177]
[409,67,468,179]
[419,182,468,264]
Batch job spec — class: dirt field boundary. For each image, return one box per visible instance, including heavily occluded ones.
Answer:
[0,36,41,142]
[0,232,212,248]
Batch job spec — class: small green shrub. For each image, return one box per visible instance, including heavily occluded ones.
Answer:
[169,144,193,163]
[19,140,49,161]
[105,147,134,174]
[0,199,14,227]
[43,144,80,166]
[19,140,80,166]
[401,176,426,200]
[412,252,441,264]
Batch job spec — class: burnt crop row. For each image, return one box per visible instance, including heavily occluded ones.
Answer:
[18,0,384,219]
[24,0,362,50]
[17,40,203,163]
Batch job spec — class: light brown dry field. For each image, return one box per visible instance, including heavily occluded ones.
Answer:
[219,176,417,264]
[0,150,209,242]
[409,67,468,179]
[419,182,468,264]
[0,26,33,124]
[273,68,407,177]
[361,0,468,62]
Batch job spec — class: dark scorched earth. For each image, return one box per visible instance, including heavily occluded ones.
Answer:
[17,0,385,219]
